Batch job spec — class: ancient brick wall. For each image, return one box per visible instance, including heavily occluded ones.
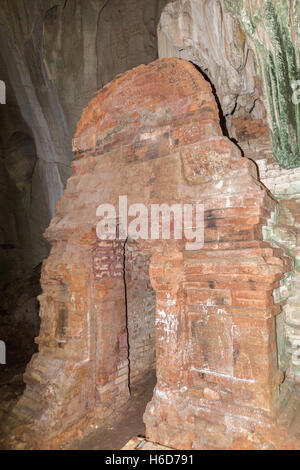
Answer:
[3,59,300,449]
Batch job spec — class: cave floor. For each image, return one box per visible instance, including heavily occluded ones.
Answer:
[0,363,25,427]
[0,367,156,450]
[65,370,157,450]
[1,366,300,449]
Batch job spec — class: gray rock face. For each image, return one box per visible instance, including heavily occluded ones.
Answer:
[96,0,168,88]
[158,0,264,136]
[42,0,168,136]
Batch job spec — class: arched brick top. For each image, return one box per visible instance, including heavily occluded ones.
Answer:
[73,58,222,159]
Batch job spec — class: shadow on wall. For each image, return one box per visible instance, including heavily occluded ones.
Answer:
[43,0,169,136]
[0,131,42,370]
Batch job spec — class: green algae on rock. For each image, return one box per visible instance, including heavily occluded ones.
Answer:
[225,0,300,169]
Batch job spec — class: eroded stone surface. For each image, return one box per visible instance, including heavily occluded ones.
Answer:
[158,0,266,140]
[225,0,300,169]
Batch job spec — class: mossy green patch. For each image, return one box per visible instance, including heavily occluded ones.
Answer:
[225,0,300,169]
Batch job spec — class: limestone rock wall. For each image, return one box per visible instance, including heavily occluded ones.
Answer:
[0,56,45,366]
[242,136,300,383]
[157,0,266,140]
[159,0,300,169]
[225,0,300,169]
[42,0,168,137]
[96,0,168,91]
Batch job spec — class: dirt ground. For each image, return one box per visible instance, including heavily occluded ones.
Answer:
[0,366,156,450]
[0,363,25,426]
[68,370,157,450]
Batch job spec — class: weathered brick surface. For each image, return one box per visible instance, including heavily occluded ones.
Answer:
[3,59,300,449]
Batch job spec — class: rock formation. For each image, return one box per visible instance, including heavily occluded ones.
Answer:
[157,0,266,141]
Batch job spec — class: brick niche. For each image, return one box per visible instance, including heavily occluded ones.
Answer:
[5,58,300,449]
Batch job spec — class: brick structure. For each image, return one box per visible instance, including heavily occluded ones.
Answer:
[4,58,300,449]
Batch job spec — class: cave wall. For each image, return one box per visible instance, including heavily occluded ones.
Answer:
[220,2,300,382]
[42,0,168,137]
[158,0,300,169]
[157,0,267,141]
[0,56,44,366]
[225,0,300,169]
